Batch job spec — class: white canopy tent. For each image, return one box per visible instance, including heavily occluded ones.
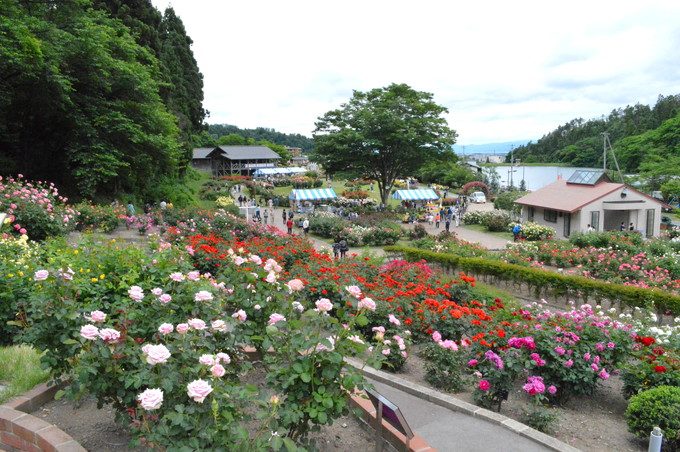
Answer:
[253,167,307,177]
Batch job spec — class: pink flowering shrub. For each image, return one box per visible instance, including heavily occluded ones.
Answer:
[0,175,78,241]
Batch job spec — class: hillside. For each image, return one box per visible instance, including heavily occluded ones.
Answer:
[208,124,314,152]
[510,94,680,172]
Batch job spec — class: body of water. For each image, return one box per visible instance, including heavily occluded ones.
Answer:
[483,165,600,191]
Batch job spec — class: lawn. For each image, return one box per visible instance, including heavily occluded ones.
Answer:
[185,169,216,209]
[461,223,514,241]
[0,345,49,404]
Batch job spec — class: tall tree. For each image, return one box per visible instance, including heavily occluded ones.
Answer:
[312,83,457,205]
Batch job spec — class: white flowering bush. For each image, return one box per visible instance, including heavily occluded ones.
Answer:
[509,221,555,241]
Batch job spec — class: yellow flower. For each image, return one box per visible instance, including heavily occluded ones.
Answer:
[17,271,24,277]
[73,249,79,255]
[7,273,14,278]
[91,277,98,283]
[99,274,105,280]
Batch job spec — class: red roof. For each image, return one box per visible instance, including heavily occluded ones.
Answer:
[514,179,624,213]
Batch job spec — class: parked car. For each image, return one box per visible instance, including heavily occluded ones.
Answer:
[469,191,487,203]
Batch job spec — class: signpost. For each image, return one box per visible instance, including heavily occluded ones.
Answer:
[365,388,413,452]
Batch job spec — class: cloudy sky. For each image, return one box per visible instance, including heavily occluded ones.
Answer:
[152,0,679,145]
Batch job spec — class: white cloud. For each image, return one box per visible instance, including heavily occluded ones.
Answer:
[152,0,680,144]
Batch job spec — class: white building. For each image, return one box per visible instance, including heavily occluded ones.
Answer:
[514,170,664,238]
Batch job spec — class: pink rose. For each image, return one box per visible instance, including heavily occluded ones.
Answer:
[431,331,442,343]
[548,385,557,395]
[265,271,277,284]
[358,297,376,311]
[158,323,174,335]
[216,352,231,364]
[89,310,107,323]
[598,369,610,380]
[34,270,49,281]
[211,320,227,332]
[345,285,362,298]
[231,310,247,322]
[233,256,246,266]
[169,272,185,282]
[80,324,99,340]
[187,379,213,403]
[199,354,215,366]
[468,359,478,367]
[187,318,206,330]
[99,328,120,343]
[478,379,491,391]
[315,298,333,313]
[143,344,171,365]
[268,313,286,326]
[128,286,144,302]
[563,359,574,368]
[382,349,391,355]
[249,254,262,265]
[159,294,172,304]
[211,364,226,378]
[187,271,201,281]
[176,323,189,334]
[286,279,305,292]
[137,388,163,410]
[151,288,163,296]
[388,314,401,326]
[194,290,213,302]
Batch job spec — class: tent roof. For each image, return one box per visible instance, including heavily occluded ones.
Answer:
[289,188,337,201]
[393,189,439,200]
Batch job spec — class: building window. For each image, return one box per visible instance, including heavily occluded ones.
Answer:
[646,209,655,238]
[590,211,600,231]
[528,207,534,222]
[544,209,557,223]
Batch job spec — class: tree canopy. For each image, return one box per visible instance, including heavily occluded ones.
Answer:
[0,0,204,199]
[208,124,314,152]
[312,83,457,205]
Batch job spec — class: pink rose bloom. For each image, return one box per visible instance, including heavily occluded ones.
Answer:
[345,285,362,298]
[143,344,171,365]
[99,328,120,343]
[554,346,566,355]
[254,304,261,310]
[249,254,262,265]
[358,297,376,311]
[151,288,163,296]
[80,324,99,340]
[593,355,600,364]
[169,272,185,282]
[468,359,478,367]
[439,340,458,351]
[595,343,605,352]
[431,331,442,342]
[286,279,305,292]
[563,359,574,368]
[187,379,213,403]
[372,326,386,334]
[268,313,286,326]
[607,342,615,349]
[382,349,391,355]
[188,318,206,330]
[90,310,107,323]
[590,363,599,372]
[158,323,174,335]
[315,298,333,312]
[388,314,401,326]
[231,309,247,322]
[292,301,305,312]
[19,228,26,235]
[211,320,227,332]
[264,259,282,273]
[156,294,171,304]
[216,352,231,364]
[187,271,201,281]
[583,352,591,361]
[128,286,144,302]
[199,354,215,366]
[211,364,226,378]
[185,246,195,256]
[176,323,189,334]
[233,256,246,266]
[478,379,491,391]
[194,290,213,302]
[598,369,610,380]
[265,271,277,284]
[137,388,163,410]
[548,385,558,395]
[34,270,49,281]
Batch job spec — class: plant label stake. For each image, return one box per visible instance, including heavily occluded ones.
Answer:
[366,388,414,452]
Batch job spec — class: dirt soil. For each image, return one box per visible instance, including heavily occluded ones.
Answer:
[394,345,647,452]
[34,396,385,452]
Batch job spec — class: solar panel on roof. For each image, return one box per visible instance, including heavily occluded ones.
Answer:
[566,170,605,185]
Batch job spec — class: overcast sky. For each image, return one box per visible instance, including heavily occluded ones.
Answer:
[152,0,679,145]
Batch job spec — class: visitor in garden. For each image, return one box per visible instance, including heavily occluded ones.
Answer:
[282,209,287,223]
[126,202,135,216]
[263,210,269,225]
[286,218,293,234]
[453,206,460,227]
[427,213,433,226]
[159,200,167,210]
[513,223,522,241]
[629,222,635,231]
[332,241,340,259]
[255,206,261,220]
[620,221,626,231]
[144,202,151,214]
[435,213,440,228]
[587,223,595,232]
[339,238,348,258]
[445,214,451,232]
[302,218,310,235]
[289,211,294,220]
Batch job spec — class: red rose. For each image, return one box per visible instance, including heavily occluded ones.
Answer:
[654,365,667,373]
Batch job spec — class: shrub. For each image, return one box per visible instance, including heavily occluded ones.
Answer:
[493,191,527,213]
[522,407,558,434]
[626,386,680,450]
[75,203,121,233]
[482,211,511,232]
[462,210,485,225]
[421,343,465,392]
[621,335,680,399]
[409,224,428,240]
[461,181,490,195]
[215,196,235,208]
[509,222,554,241]
[342,190,370,199]
[569,231,643,252]
[364,226,401,246]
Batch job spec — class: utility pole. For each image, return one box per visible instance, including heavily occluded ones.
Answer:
[510,146,515,189]
[602,132,607,170]
[601,132,624,182]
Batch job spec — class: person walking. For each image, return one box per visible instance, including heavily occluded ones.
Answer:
[629,222,635,231]
[445,213,451,232]
[454,207,460,227]
[513,223,522,242]
[339,238,348,258]
[619,222,626,231]
[302,218,310,235]
[126,202,135,217]
[332,241,340,259]
[282,209,287,224]
[263,210,269,225]
[286,218,294,234]
[435,213,440,229]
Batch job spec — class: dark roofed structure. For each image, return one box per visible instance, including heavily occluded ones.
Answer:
[192,145,280,176]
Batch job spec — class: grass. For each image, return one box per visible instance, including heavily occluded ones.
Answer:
[461,223,514,241]
[185,170,216,210]
[471,281,519,306]
[0,345,49,404]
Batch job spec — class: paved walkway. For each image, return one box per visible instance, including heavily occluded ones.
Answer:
[369,379,550,452]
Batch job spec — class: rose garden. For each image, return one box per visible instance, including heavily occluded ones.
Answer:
[1,175,679,451]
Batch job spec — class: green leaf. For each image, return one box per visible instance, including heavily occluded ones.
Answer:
[300,373,311,383]
[355,315,368,327]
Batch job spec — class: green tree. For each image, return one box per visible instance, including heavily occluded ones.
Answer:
[312,83,457,205]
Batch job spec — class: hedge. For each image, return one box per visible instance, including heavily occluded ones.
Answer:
[383,246,680,317]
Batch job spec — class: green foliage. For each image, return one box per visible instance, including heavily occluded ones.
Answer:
[384,245,680,316]
[421,343,465,392]
[569,231,643,250]
[625,386,680,450]
[313,83,457,205]
[209,124,314,152]
[417,160,478,188]
[493,191,527,213]
[508,222,555,241]
[661,179,680,201]
[521,407,558,434]
[75,203,121,233]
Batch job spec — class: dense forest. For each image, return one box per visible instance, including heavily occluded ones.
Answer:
[207,124,314,152]
[509,94,680,176]
[0,0,204,199]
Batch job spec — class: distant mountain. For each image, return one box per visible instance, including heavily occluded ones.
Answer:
[453,140,530,157]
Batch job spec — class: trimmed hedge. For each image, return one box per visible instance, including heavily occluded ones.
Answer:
[384,245,680,316]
